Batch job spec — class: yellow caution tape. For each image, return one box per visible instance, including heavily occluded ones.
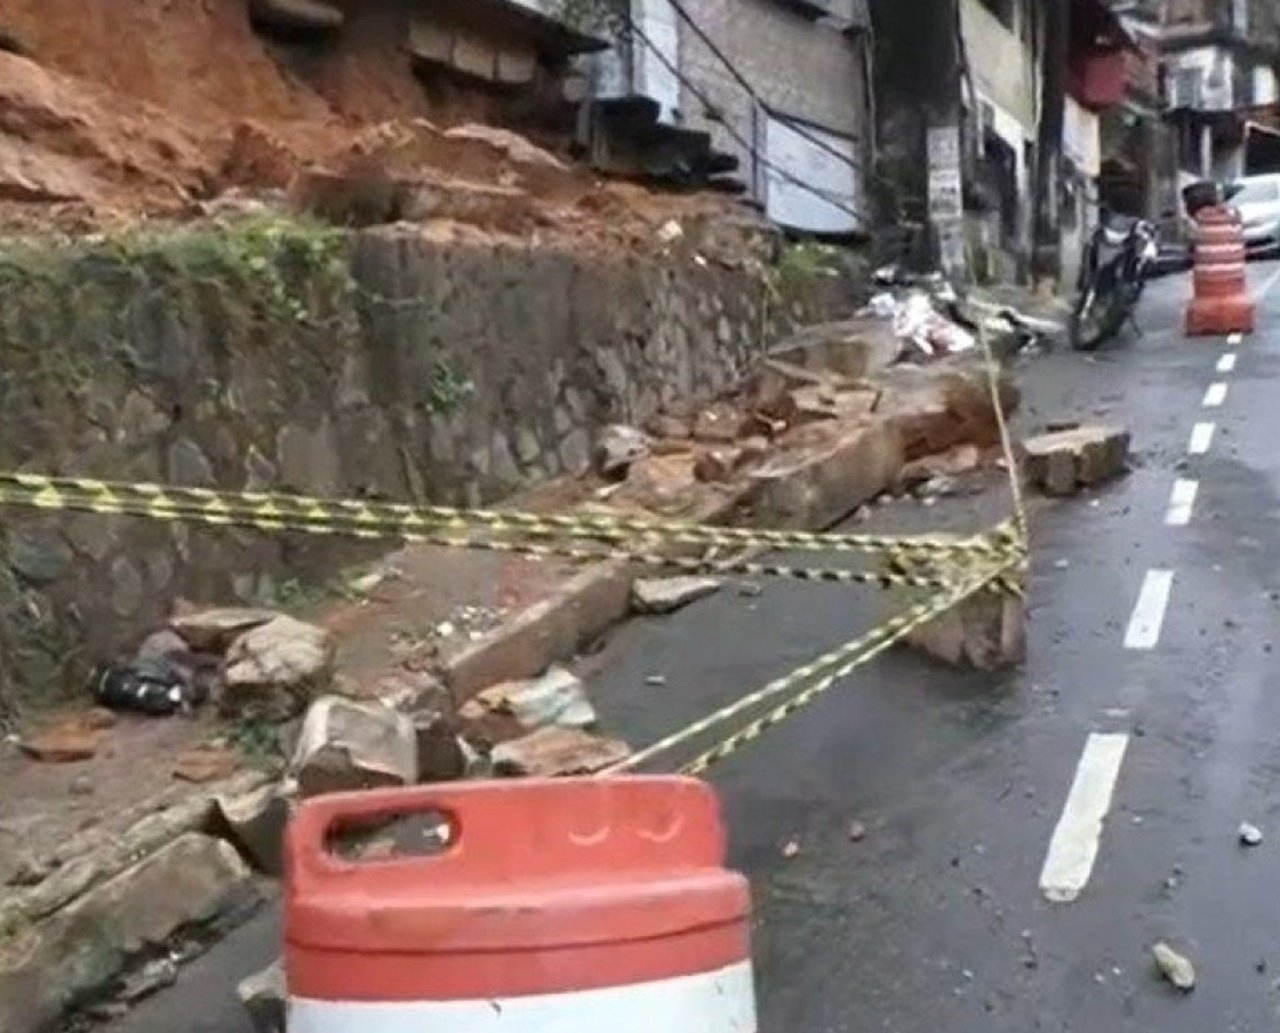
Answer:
[0,482,984,592]
[607,554,1019,775]
[0,472,1021,561]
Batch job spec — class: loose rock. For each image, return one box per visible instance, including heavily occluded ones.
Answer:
[214,783,290,877]
[848,820,868,842]
[595,424,651,478]
[221,616,335,722]
[693,402,749,443]
[693,446,742,483]
[119,957,179,1003]
[631,576,722,615]
[20,718,103,763]
[491,726,630,776]
[1239,821,1264,846]
[173,744,239,784]
[1152,941,1197,991]
[289,696,417,798]
[169,607,278,654]
[0,833,258,1033]
[237,957,286,1033]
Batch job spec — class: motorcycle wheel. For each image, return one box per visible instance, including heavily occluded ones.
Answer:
[1069,290,1105,351]
[1070,288,1129,352]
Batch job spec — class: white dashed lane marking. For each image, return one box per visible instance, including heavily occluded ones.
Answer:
[1039,733,1131,903]
[1217,352,1237,373]
[1124,569,1174,650]
[1165,479,1198,527]
[1188,422,1215,455]
[1227,332,1243,346]
[1203,382,1228,408]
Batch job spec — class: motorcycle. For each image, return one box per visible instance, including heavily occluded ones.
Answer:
[1069,215,1159,351]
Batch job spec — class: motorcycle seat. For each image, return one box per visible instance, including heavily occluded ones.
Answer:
[1101,225,1130,247]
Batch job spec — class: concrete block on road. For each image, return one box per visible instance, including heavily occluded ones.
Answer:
[1023,424,1130,497]
[906,582,1026,671]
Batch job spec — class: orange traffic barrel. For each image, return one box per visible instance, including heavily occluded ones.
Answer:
[285,777,756,1032]
[1187,205,1254,335]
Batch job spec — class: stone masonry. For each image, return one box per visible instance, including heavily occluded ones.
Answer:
[0,220,835,713]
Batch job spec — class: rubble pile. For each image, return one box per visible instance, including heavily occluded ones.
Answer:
[0,4,741,246]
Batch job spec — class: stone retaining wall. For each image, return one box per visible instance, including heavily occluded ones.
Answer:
[0,217,847,715]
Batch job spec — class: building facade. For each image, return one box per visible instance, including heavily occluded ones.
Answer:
[585,0,875,235]
[1160,0,1280,186]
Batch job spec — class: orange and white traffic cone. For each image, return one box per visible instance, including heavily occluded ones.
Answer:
[1186,205,1254,336]
[285,776,757,1032]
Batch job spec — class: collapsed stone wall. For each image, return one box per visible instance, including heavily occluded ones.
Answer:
[0,217,845,716]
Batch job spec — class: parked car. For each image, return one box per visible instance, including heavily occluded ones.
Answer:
[1226,174,1280,257]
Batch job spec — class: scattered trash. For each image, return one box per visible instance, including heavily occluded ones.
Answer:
[1239,821,1264,847]
[848,820,867,842]
[631,576,722,615]
[1152,941,1197,991]
[656,219,684,245]
[782,839,801,859]
[645,674,668,687]
[738,581,763,598]
[1054,559,1070,571]
[90,657,206,716]
[468,668,596,730]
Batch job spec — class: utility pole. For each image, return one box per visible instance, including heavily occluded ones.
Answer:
[1032,0,1068,289]
[868,0,965,275]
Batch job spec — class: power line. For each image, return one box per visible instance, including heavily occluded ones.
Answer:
[661,0,869,180]
[615,9,866,225]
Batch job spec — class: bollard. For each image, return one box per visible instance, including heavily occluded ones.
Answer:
[1186,205,1254,336]
[284,777,756,1032]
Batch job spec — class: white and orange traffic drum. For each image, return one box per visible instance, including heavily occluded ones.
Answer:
[284,775,756,1032]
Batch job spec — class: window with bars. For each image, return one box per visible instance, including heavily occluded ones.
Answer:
[1170,66,1203,108]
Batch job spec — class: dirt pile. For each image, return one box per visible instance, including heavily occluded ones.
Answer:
[0,0,743,244]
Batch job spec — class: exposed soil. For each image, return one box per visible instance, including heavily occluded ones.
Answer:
[0,0,744,245]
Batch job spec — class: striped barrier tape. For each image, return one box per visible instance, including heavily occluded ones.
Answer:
[0,471,1023,562]
[0,482,991,593]
[607,554,1021,775]
[611,324,1030,776]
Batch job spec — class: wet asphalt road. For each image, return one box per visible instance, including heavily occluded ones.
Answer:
[109,264,1280,1032]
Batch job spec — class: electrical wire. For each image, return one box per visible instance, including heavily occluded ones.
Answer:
[617,9,866,225]
[660,0,870,180]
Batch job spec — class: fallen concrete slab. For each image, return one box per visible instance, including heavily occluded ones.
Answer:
[1023,424,1130,497]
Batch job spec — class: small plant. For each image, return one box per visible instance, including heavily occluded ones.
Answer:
[228,716,285,765]
[427,359,474,415]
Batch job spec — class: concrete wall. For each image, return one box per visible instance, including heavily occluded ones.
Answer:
[676,0,870,210]
[960,0,1038,138]
[0,219,844,717]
